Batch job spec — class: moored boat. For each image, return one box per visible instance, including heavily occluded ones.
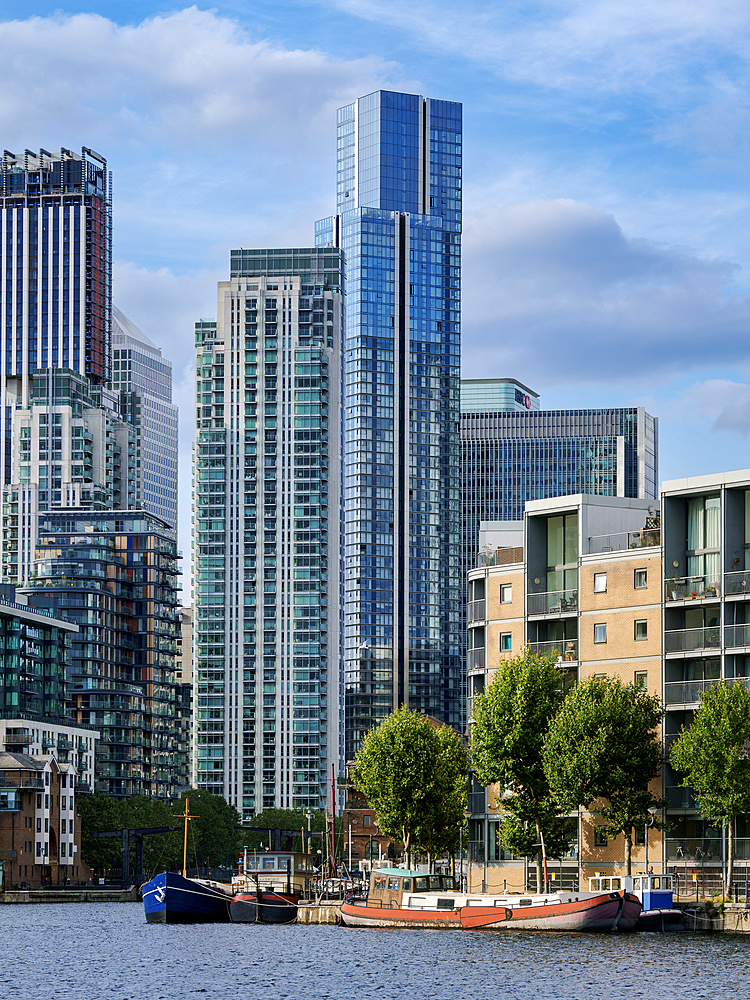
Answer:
[229,849,315,924]
[341,868,641,932]
[588,874,683,931]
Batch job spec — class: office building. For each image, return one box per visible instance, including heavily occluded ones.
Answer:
[465,495,662,891]
[0,585,97,792]
[1,369,136,585]
[461,378,540,414]
[192,247,343,820]
[0,147,111,486]
[112,307,178,528]
[0,751,87,888]
[22,510,180,800]
[316,90,463,755]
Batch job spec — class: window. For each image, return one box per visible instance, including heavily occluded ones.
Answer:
[594,623,607,643]
[61,843,66,858]
[593,672,607,681]
[594,827,608,846]
[594,573,607,593]
[634,671,648,689]
[634,568,647,589]
[500,584,512,603]
[634,620,648,641]
[363,815,371,827]
[500,633,512,651]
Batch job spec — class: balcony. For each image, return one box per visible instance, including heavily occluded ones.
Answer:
[665,785,697,810]
[476,545,523,569]
[665,575,720,602]
[725,570,750,597]
[664,627,720,654]
[526,639,578,661]
[725,625,750,649]
[467,600,485,624]
[527,589,578,617]
[664,679,720,706]
[588,527,660,554]
[467,649,485,671]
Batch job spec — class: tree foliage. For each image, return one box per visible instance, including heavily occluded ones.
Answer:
[78,792,123,875]
[543,677,664,874]
[177,789,241,870]
[414,725,468,867]
[470,650,570,888]
[671,680,750,894]
[352,708,467,862]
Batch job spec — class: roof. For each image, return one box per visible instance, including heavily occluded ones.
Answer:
[0,751,46,771]
[371,868,424,878]
[112,305,158,351]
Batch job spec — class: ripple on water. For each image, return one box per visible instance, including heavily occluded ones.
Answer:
[4,903,750,1000]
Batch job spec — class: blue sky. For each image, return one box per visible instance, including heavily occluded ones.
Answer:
[2,1,750,590]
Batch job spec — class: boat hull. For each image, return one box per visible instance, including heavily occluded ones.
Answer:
[142,872,231,924]
[341,890,639,933]
[636,908,684,932]
[230,892,299,924]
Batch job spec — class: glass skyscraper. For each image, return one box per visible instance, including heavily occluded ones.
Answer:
[112,307,178,528]
[0,147,111,486]
[192,248,343,820]
[316,90,463,755]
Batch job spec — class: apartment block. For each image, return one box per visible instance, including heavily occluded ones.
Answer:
[466,494,662,891]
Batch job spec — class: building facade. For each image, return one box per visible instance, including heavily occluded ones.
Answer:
[1,369,136,585]
[0,751,88,888]
[22,510,180,800]
[175,606,193,790]
[316,89,463,756]
[0,147,111,487]
[466,495,662,891]
[461,378,540,415]
[0,586,97,792]
[112,307,178,528]
[192,247,343,821]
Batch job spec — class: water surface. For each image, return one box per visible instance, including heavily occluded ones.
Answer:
[4,902,750,999]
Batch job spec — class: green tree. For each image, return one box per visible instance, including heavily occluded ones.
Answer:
[352,708,452,864]
[671,680,750,895]
[470,650,569,891]
[78,792,123,876]
[120,796,179,876]
[414,724,468,871]
[543,677,664,875]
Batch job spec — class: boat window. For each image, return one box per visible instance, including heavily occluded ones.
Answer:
[388,878,400,891]
[373,876,386,891]
[414,877,428,891]
[493,899,507,907]
[662,877,671,890]
[429,876,442,890]
[611,878,621,890]
[408,897,425,908]
[590,879,600,891]
[634,878,642,891]
[436,898,455,909]
[262,857,275,869]
[651,877,660,889]
[466,899,483,906]
[402,879,412,891]
[519,899,532,907]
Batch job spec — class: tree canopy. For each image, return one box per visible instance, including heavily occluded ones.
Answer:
[470,650,569,890]
[543,677,664,875]
[352,707,467,864]
[671,679,750,894]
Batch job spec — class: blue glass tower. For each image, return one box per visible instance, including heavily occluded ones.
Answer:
[317,91,462,756]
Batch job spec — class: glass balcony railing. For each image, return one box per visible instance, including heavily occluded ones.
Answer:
[467,648,485,671]
[664,627,720,653]
[588,528,660,553]
[664,785,698,810]
[526,639,578,661]
[725,625,750,648]
[527,589,578,616]
[665,575,720,601]
[664,679,720,705]
[725,570,750,596]
[467,600,485,624]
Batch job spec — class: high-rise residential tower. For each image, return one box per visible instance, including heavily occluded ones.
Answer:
[0,148,112,486]
[112,307,179,528]
[193,247,343,821]
[316,90,463,756]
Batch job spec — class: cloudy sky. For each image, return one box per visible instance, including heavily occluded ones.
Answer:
[3,1,750,593]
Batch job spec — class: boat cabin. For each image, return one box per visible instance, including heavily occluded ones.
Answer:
[367,868,457,909]
[233,851,315,895]
[632,874,674,911]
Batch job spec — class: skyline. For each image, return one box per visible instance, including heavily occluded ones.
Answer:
[3,2,750,587]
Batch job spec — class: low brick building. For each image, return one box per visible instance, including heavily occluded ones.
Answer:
[0,751,87,889]
[341,783,399,868]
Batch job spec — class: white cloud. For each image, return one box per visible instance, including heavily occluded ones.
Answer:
[655,379,750,435]
[461,199,750,387]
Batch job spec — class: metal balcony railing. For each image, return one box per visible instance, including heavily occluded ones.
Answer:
[527,589,578,616]
[665,575,720,601]
[664,627,720,653]
[526,639,578,661]
[725,625,750,648]
[724,570,750,596]
[467,600,485,624]
[467,648,485,671]
[588,528,660,553]
[664,679,720,705]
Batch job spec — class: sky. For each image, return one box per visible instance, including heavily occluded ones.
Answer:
[2,1,750,596]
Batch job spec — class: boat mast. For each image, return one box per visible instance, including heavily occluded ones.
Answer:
[171,798,195,879]
[330,764,336,878]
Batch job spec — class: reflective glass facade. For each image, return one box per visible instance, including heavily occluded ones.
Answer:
[112,308,178,528]
[317,90,463,755]
[192,248,343,821]
[0,148,112,486]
